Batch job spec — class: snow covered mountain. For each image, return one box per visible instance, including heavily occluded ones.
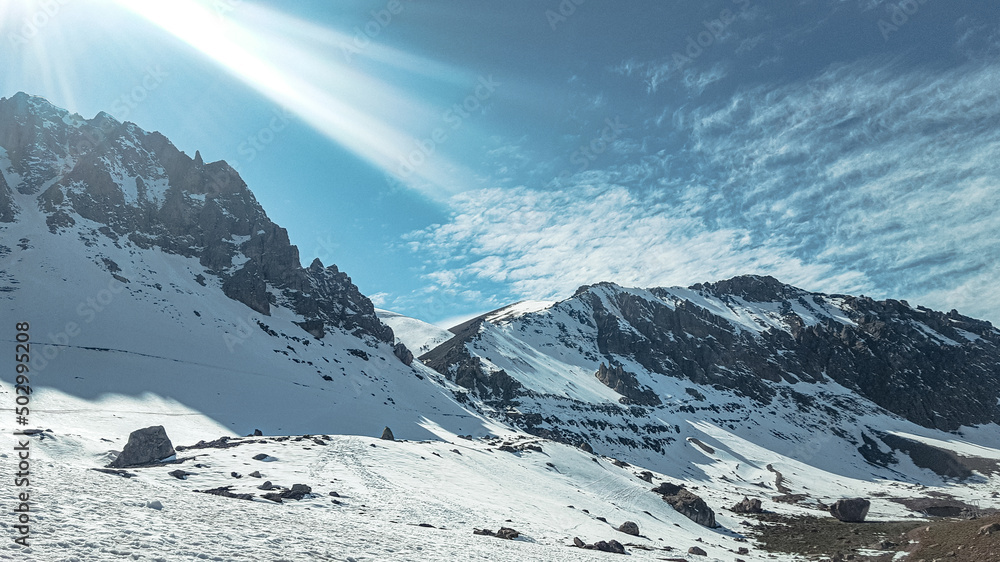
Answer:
[3,93,999,561]
[420,278,1000,486]
[0,91,487,442]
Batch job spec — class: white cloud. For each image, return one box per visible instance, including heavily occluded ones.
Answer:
[406,58,1000,324]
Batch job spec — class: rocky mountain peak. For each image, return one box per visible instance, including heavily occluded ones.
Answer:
[0,93,401,351]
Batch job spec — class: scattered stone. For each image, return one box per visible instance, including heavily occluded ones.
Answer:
[732,496,763,514]
[737,546,749,555]
[473,527,520,540]
[283,484,312,500]
[596,516,608,523]
[91,468,137,478]
[393,342,414,365]
[638,471,653,483]
[329,491,340,497]
[578,441,594,453]
[198,486,254,501]
[573,537,585,547]
[249,471,261,478]
[109,426,175,468]
[231,472,242,478]
[258,481,274,490]
[688,545,707,556]
[830,498,871,523]
[979,522,1000,536]
[252,453,269,461]
[618,521,640,536]
[417,523,435,528]
[381,427,395,441]
[168,469,192,480]
[145,500,163,510]
[253,429,263,436]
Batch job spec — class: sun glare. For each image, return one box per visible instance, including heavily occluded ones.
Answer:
[108,0,472,199]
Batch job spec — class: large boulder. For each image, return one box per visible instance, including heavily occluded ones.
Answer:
[617,521,640,536]
[652,482,716,527]
[829,498,870,522]
[109,426,175,468]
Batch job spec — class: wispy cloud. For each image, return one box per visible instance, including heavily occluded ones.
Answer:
[406,56,1000,323]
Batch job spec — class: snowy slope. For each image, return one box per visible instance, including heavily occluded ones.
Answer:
[376,308,454,356]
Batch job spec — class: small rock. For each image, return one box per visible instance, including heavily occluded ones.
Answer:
[381,427,395,441]
[329,491,340,497]
[145,500,163,510]
[638,471,653,483]
[617,521,640,536]
[231,472,242,478]
[253,429,263,436]
[249,471,261,478]
[252,453,269,461]
[688,546,707,556]
[168,469,192,480]
[258,481,274,490]
[737,546,749,555]
[573,537,585,547]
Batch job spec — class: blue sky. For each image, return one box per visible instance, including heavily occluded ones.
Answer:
[2,0,999,326]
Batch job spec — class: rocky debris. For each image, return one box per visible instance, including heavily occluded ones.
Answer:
[578,441,594,453]
[473,527,520,540]
[638,471,653,483]
[652,482,716,527]
[248,471,261,478]
[617,521,640,536]
[91,468,137,478]
[230,472,242,478]
[109,426,175,468]
[168,469,193,480]
[979,522,1000,536]
[257,481,274,490]
[688,546,707,556]
[732,496,764,514]
[145,500,163,510]
[380,427,395,441]
[830,498,870,523]
[197,486,254,501]
[393,343,414,365]
[176,436,250,451]
[595,362,661,406]
[571,538,626,554]
[253,429,263,436]
[252,453,270,461]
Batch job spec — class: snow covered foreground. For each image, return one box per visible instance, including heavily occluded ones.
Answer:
[3,424,772,562]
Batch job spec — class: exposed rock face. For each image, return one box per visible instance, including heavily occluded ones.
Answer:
[393,343,414,366]
[652,482,716,527]
[109,426,175,468]
[595,363,660,406]
[419,317,522,401]
[829,498,870,522]
[0,92,396,349]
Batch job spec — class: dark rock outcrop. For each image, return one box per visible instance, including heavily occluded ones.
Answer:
[732,497,763,514]
[652,482,716,528]
[109,426,175,468]
[595,363,661,406]
[380,427,395,441]
[829,498,870,522]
